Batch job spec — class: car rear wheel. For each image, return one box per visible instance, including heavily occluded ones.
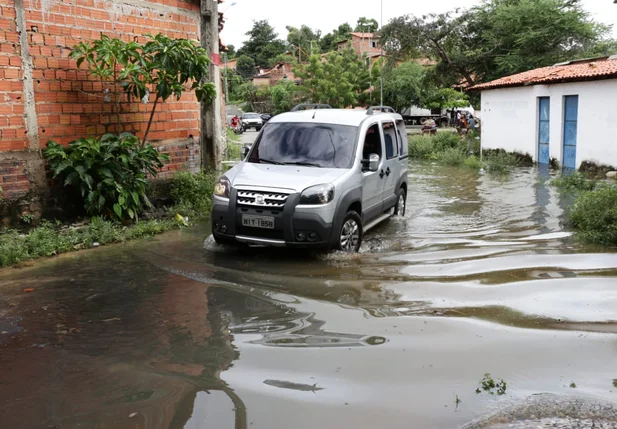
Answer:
[395,188,406,216]
[336,211,363,252]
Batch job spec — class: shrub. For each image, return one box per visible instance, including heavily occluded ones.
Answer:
[409,136,436,159]
[439,148,466,166]
[44,133,169,221]
[551,172,597,193]
[432,132,461,152]
[170,170,216,217]
[484,151,519,174]
[568,184,617,245]
[464,155,483,170]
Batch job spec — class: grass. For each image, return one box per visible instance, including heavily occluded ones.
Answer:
[438,148,467,166]
[483,151,519,175]
[169,170,216,218]
[407,133,521,173]
[551,172,597,193]
[225,127,243,161]
[464,155,484,170]
[0,217,180,268]
[568,183,617,246]
[1,169,217,268]
[475,373,507,396]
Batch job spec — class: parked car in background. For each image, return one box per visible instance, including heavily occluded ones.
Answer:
[242,113,263,131]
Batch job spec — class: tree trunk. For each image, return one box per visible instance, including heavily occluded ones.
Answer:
[142,95,159,146]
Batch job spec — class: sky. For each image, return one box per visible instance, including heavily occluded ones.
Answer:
[219,0,617,49]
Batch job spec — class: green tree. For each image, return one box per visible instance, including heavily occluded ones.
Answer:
[382,61,425,113]
[237,20,287,68]
[71,33,216,145]
[295,46,370,108]
[236,55,256,79]
[320,23,353,52]
[355,17,379,33]
[287,25,321,62]
[379,0,616,86]
[271,79,299,114]
[422,87,469,110]
[225,44,236,58]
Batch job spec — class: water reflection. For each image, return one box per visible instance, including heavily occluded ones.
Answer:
[2,161,617,429]
[0,255,246,429]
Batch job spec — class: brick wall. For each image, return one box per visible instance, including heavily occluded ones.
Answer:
[0,0,205,202]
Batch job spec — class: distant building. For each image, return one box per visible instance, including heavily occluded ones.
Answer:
[338,32,382,57]
[472,56,617,169]
[251,62,299,86]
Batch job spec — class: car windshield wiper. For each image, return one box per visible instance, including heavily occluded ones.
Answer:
[256,158,285,165]
[283,161,322,168]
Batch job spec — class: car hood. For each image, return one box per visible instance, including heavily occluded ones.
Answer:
[229,163,348,193]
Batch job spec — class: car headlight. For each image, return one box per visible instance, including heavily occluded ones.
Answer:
[214,176,231,199]
[300,184,334,205]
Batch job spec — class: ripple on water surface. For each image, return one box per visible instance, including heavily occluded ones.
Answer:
[1,162,617,428]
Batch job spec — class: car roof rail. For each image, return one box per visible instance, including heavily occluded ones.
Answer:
[366,106,396,115]
[290,104,332,112]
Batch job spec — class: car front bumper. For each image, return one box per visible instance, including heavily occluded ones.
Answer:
[211,190,335,249]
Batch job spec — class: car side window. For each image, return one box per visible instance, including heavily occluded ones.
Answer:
[396,120,409,157]
[362,124,383,160]
[382,121,398,159]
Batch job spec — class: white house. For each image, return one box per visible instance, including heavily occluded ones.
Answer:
[473,56,617,169]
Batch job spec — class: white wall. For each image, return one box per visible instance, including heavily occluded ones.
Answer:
[481,79,617,168]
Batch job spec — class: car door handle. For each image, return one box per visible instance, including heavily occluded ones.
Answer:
[385,167,391,177]
[379,169,385,179]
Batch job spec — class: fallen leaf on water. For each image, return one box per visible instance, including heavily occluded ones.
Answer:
[23,288,35,293]
[102,317,121,323]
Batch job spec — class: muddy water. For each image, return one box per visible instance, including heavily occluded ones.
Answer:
[2,163,617,429]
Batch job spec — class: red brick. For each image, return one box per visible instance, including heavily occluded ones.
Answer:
[8,56,20,67]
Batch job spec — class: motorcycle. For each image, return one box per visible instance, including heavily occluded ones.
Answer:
[230,121,244,135]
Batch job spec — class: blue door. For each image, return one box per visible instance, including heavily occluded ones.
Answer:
[563,95,579,170]
[538,97,550,165]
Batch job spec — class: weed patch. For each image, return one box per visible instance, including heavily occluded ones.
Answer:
[551,172,597,193]
[439,148,467,166]
[408,136,436,160]
[568,184,617,245]
[476,373,507,395]
[169,170,216,218]
[464,156,483,170]
[484,151,519,175]
[0,217,181,268]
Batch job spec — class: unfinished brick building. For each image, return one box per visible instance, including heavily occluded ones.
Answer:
[0,0,223,217]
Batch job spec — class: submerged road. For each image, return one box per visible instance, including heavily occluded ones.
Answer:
[1,162,617,428]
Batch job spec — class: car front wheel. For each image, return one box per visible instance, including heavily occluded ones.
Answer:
[336,211,363,252]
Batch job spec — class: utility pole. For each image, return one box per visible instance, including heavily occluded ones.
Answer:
[201,0,223,171]
[380,0,384,107]
[223,52,229,104]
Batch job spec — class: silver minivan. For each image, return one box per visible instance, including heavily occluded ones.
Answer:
[212,106,409,252]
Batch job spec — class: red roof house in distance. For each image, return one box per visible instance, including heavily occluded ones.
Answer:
[471,56,617,170]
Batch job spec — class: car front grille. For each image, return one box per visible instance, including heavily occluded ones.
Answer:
[237,190,289,209]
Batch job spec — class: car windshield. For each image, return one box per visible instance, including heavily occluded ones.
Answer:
[248,122,357,169]
[243,113,260,119]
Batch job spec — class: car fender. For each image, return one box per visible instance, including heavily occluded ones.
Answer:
[330,185,362,245]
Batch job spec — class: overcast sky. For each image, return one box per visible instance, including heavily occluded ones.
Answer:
[220,0,617,48]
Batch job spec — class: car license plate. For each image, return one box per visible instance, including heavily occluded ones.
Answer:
[242,215,274,229]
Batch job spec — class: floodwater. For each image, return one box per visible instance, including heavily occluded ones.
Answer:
[2,162,617,429]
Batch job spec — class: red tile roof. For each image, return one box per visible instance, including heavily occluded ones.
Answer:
[350,32,374,38]
[470,57,617,91]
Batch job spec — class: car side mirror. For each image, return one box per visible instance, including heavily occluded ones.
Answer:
[369,154,380,172]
